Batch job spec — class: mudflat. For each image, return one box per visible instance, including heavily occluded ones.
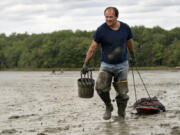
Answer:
[0,70,179,135]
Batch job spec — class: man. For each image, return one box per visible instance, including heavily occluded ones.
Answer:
[81,7,135,120]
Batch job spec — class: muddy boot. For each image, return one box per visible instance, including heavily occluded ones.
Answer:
[116,98,128,120]
[97,92,113,120]
[113,80,129,120]
[103,104,113,120]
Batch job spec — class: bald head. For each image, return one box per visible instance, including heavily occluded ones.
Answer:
[104,7,119,17]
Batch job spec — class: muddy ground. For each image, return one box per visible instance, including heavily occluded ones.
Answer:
[0,70,180,135]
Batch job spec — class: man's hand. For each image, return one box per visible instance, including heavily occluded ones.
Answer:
[130,57,136,66]
[81,62,89,74]
[129,52,136,66]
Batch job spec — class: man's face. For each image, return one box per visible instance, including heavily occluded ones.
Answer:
[104,9,117,27]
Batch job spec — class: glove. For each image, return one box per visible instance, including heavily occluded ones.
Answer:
[81,62,89,74]
[129,52,136,66]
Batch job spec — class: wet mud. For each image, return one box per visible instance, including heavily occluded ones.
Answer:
[0,70,179,135]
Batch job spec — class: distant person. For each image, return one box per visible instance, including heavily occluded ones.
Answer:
[52,70,56,74]
[60,69,64,74]
[81,7,135,120]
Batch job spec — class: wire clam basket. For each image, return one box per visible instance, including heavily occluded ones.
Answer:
[77,70,95,98]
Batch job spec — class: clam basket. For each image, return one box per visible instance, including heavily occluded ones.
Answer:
[77,70,95,98]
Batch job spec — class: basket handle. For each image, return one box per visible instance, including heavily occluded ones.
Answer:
[80,69,94,79]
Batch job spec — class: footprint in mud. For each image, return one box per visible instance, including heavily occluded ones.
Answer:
[8,114,36,119]
[42,126,70,134]
[171,126,180,135]
[1,129,17,134]
[37,133,47,135]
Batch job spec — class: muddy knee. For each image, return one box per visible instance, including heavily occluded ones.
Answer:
[95,71,112,93]
[113,80,129,100]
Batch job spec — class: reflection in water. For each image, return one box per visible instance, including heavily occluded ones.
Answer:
[102,119,130,135]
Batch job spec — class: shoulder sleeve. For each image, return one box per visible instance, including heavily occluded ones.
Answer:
[126,24,133,40]
[93,26,102,43]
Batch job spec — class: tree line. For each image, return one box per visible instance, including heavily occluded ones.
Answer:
[0,26,180,69]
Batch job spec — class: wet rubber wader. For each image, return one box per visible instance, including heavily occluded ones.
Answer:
[98,92,113,120]
[113,80,129,119]
[96,71,113,120]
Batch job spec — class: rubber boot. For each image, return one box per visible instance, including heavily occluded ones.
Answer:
[98,92,113,120]
[116,97,128,120]
[113,81,129,120]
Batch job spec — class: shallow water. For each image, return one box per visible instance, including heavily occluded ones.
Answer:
[0,70,180,135]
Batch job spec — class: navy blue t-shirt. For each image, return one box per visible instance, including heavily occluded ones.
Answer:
[93,21,133,64]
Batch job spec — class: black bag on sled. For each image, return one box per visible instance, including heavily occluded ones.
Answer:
[133,96,166,114]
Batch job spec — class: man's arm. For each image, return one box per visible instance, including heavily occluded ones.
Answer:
[127,39,136,65]
[127,39,134,54]
[81,40,98,74]
[84,40,98,63]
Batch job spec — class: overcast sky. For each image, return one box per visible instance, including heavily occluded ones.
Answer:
[0,0,179,35]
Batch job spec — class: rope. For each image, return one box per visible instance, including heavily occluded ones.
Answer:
[131,65,137,102]
[131,64,152,100]
[135,66,152,99]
